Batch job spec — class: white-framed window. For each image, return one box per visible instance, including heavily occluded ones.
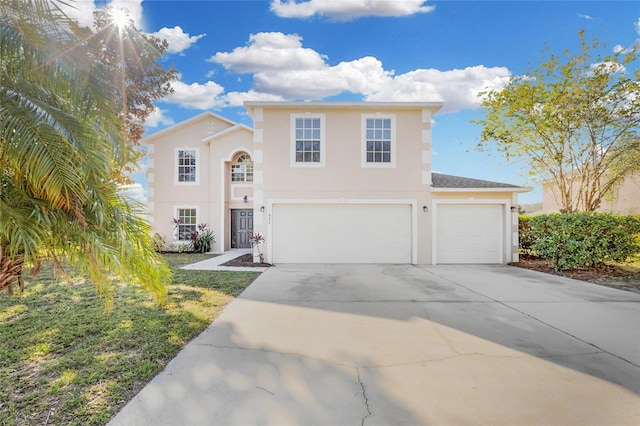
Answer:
[361,114,396,168]
[231,153,253,182]
[176,207,197,240]
[290,114,325,167]
[176,148,198,184]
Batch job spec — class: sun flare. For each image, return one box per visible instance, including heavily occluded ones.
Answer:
[109,7,131,31]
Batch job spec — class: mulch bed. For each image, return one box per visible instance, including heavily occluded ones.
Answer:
[221,253,272,267]
[511,255,640,293]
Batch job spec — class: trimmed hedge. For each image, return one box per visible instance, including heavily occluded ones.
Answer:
[528,212,640,270]
[518,214,536,255]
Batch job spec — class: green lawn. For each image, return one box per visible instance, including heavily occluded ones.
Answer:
[0,253,260,425]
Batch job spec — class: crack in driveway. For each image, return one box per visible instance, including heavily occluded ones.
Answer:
[356,367,371,426]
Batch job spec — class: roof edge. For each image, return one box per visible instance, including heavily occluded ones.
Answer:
[201,123,253,143]
[140,111,239,144]
[431,172,529,191]
[245,101,443,111]
[432,187,533,193]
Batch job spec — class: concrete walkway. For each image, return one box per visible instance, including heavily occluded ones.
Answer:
[180,249,269,272]
[109,264,640,426]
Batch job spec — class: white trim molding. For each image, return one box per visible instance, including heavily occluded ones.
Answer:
[253,129,263,143]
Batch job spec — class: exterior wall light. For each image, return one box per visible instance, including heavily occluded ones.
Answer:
[243,195,248,202]
[423,206,429,212]
[260,206,265,212]
[510,206,517,212]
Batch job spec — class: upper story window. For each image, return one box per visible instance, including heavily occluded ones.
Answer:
[362,114,396,168]
[291,114,325,167]
[176,148,198,184]
[231,153,253,182]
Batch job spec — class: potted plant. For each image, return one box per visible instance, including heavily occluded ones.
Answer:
[171,218,181,241]
[249,233,265,263]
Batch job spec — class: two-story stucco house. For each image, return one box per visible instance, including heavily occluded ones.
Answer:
[143,101,529,264]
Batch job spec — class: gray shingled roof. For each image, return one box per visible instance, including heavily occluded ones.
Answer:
[431,172,521,189]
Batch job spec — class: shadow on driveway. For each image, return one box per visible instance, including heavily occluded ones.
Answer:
[110,263,640,425]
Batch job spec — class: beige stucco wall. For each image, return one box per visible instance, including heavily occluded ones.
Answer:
[542,173,640,215]
[247,102,439,264]
[144,113,253,252]
[208,131,254,251]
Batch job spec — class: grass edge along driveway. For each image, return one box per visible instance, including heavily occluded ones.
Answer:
[0,253,260,426]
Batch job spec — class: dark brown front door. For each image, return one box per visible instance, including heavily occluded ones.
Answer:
[231,209,253,248]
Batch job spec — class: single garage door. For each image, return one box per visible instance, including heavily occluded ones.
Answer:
[436,204,503,264]
[272,204,411,263]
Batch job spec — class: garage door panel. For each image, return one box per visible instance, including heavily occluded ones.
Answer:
[273,204,411,263]
[436,204,503,264]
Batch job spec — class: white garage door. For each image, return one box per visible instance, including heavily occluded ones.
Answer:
[436,204,503,264]
[272,204,412,263]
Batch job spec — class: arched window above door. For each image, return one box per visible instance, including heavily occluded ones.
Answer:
[231,153,253,182]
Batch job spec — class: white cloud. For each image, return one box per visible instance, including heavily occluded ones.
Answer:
[366,66,511,113]
[613,17,640,54]
[270,0,434,21]
[209,33,510,113]
[148,26,205,54]
[209,32,326,72]
[165,80,225,109]
[163,83,286,109]
[118,183,146,203]
[51,0,143,29]
[144,107,174,128]
[53,0,96,27]
[108,0,144,27]
[590,61,626,75]
[59,2,203,54]
[577,13,593,20]
[254,56,393,99]
[223,91,286,107]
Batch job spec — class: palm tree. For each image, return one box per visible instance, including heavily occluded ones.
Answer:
[0,0,168,305]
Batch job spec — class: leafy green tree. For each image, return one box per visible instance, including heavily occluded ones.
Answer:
[0,0,169,305]
[476,31,640,212]
[71,5,178,145]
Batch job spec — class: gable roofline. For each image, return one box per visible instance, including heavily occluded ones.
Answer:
[202,123,253,143]
[244,101,443,117]
[431,172,531,193]
[140,111,239,144]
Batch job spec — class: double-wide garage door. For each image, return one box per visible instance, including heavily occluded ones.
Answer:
[272,204,412,263]
[436,204,504,264]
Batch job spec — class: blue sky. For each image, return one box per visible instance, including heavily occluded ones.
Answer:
[64,0,640,204]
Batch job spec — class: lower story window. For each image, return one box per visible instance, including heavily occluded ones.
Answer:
[177,208,197,240]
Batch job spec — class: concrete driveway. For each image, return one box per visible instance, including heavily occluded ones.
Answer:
[109,264,640,426]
